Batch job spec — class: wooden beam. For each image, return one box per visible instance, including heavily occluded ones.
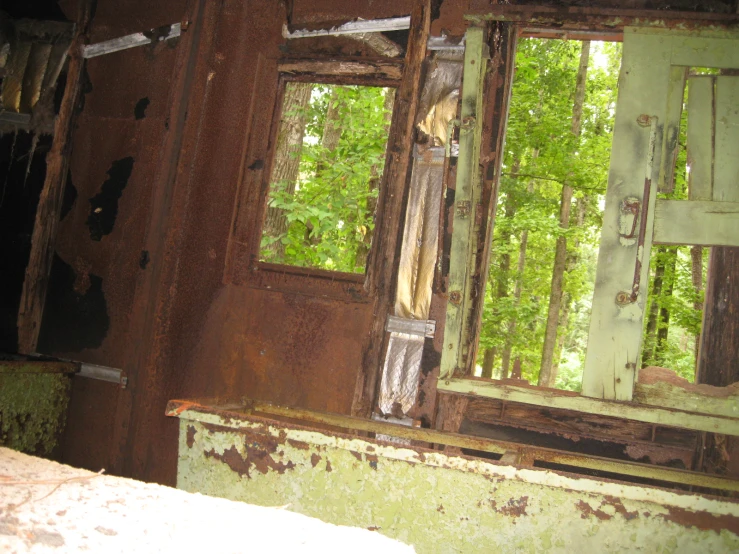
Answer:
[278,59,403,82]
[437,378,739,436]
[351,0,429,417]
[653,200,739,247]
[439,25,486,379]
[16,7,91,354]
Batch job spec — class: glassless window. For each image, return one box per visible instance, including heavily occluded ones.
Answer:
[260,82,395,274]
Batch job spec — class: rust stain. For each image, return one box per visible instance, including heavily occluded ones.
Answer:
[325,460,332,472]
[498,496,529,518]
[311,453,321,467]
[350,451,363,462]
[288,439,310,450]
[575,500,613,521]
[203,427,296,479]
[186,425,197,448]
[661,506,739,536]
[366,453,379,470]
[602,495,638,521]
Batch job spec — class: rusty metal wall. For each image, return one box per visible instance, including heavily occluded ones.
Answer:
[48,0,387,484]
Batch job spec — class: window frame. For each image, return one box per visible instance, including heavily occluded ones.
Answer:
[436,18,739,438]
[227,57,405,302]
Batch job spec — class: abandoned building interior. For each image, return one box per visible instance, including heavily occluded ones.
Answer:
[1,0,739,551]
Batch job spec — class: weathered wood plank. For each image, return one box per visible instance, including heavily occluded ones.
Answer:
[16,8,91,354]
[351,0,429,417]
[582,30,670,401]
[686,76,715,201]
[278,59,404,82]
[439,25,486,379]
[653,199,739,246]
[437,378,739,436]
[635,366,739,420]
[661,27,739,68]
[713,75,739,202]
[658,66,688,193]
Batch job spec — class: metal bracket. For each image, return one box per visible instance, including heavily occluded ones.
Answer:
[78,362,127,388]
[385,315,436,338]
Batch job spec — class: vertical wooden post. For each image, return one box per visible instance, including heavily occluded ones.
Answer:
[16,4,91,354]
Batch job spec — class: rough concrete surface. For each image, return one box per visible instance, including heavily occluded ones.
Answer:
[0,447,415,553]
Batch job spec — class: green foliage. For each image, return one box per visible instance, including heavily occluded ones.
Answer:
[262,85,392,273]
[478,39,621,389]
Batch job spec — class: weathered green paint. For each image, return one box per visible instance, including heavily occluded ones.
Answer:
[173,406,739,554]
[583,27,739,401]
[714,75,739,203]
[657,66,687,193]
[653,199,739,246]
[437,378,739,436]
[440,25,486,380]
[687,76,715,201]
[0,372,71,455]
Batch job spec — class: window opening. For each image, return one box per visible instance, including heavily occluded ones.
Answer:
[260,82,395,274]
[475,38,622,391]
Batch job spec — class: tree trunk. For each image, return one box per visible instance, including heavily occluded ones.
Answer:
[263,82,312,260]
[481,348,495,379]
[691,245,704,377]
[539,41,590,388]
[654,246,678,365]
[551,196,588,381]
[642,258,665,366]
[355,90,395,270]
[501,216,530,378]
[493,158,520,379]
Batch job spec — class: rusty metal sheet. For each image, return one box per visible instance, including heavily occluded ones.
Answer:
[183,285,374,415]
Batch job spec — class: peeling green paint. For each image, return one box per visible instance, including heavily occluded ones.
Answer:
[0,373,71,456]
[174,409,739,553]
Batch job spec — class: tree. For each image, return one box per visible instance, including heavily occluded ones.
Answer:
[261,84,394,273]
[262,82,313,261]
[478,38,621,389]
[539,40,590,388]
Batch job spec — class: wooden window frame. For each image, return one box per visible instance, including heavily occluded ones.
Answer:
[437,14,739,438]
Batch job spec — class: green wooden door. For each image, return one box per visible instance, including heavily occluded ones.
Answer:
[582,27,739,401]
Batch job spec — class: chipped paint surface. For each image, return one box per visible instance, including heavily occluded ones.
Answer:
[175,408,739,553]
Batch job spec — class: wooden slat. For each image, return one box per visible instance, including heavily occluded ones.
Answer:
[437,378,739,436]
[582,30,670,401]
[687,76,715,201]
[439,26,486,379]
[658,66,687,193]
[653,199,739,247]
[713,75,739,203]
[663,28,739,68]
[634,381,739,421]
